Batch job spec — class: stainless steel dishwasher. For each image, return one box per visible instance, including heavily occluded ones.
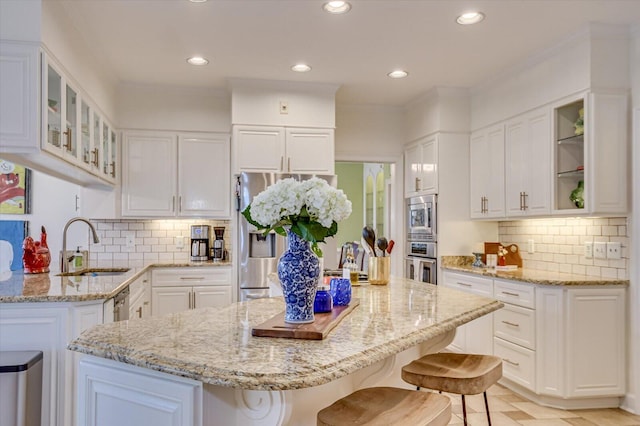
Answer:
[113,287,130,322]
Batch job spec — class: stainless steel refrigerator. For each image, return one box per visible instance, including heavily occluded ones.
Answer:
[236,172,337,301]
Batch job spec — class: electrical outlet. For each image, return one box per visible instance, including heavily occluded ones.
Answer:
[607,242,621,260]
[279,101,288,114]
[584,242,593,259]
[527,239,535,254]
[593,242,607,259]
[176,235,184,249]
[125,234,135,249]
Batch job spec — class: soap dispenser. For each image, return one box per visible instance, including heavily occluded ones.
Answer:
[74,247,84,270]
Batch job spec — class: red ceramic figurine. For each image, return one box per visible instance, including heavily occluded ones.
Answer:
[23,226,51,274]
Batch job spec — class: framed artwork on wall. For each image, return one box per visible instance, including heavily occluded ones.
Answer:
[0,159,32,214]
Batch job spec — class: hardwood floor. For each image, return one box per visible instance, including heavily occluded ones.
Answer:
[440,384,640,425]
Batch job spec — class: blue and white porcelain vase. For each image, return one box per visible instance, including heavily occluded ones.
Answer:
[278,229,320,324]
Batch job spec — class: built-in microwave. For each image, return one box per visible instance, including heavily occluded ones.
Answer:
[406,195,437,241]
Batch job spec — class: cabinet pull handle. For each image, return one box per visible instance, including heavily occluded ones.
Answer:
[457,282,472,287]
[288,157,291,172]
[179,196,182,212]
[415,177,421,191]
[523,192,528,210]
[192,292,196,309]
[110,162,116,178]
[480,197,484,213]
[504,358,520,367]
[63,127,72,151]
[188,291,192,309]
[519,192,524,210]
[501,291,520,297]
[91,148,99,167]
[136,306,142,318]
[484,197,488,213]
[172,196,176,212]
[501,320,520,327]
[180,277,205,280]
[280,156,284,170]
[143,301,149,305]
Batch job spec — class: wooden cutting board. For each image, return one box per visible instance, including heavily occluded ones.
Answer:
[483,242,522,267]
[252,299,360,340]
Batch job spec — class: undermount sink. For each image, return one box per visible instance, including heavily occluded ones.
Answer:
[57,268,131,277]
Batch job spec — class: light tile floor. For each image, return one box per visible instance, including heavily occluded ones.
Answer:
[440,384,640,425]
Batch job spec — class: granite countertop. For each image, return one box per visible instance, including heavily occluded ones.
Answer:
[68,278,503,390]
[0,261,233,303]
[441,256,629,286]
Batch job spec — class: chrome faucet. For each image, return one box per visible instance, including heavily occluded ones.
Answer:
[61,217,100,273]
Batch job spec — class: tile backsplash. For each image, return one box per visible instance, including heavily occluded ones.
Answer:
[86,219,232,267]
[498,217,628,279]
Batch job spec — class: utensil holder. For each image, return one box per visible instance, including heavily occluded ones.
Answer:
[368,257,390,285]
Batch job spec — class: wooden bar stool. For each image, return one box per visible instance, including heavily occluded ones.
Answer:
[401,353,502,426]
[317,386,451,426]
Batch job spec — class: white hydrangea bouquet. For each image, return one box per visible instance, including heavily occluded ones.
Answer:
[242,177,352,256]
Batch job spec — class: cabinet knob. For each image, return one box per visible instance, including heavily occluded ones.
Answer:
[110,162,116,178]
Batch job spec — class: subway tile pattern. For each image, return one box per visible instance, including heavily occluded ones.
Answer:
[498,217,629,279]
[87,219,232,267]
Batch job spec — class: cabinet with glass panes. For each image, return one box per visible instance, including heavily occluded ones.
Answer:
[553,92,628,215]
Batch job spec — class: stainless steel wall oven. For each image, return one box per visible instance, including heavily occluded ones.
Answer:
[405,195,437,285]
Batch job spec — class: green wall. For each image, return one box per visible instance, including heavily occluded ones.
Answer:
[335,162,363,247]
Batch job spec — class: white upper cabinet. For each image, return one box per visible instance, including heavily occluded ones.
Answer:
[0,41,117,186]
[470,125,505,218]
[122,131,230,218]
[233,125,334,175]
[404,135,437,197]
[505,108,551,216]
[553,92,628,215]
[178,134,230,217]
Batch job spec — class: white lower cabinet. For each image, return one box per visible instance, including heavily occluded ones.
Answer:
[443,269,626,408]
[441,271,494,355]
[77,356,201,426]
[0,301,104,426]
[151,268,233,317]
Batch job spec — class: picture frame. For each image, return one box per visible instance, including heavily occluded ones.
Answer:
[0,158,32,214]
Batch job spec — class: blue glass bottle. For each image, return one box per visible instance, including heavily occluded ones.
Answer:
[330,278,351,306]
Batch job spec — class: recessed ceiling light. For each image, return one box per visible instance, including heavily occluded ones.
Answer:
[387,70,408,79]
[291,63,312,73]
[456,12,485,25]
[323,1,351,14]
[188,0,208,3]
[186,56,209,66]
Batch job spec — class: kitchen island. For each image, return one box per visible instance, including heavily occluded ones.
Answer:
[0,261,232,426]
[69,278,502,426]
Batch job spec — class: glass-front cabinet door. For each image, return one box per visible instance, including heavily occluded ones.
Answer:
[110,128,117,179]
[81,100,91,166]
[91,111,101,172]
[102,122,109,176]
[45,65,62,152]
[554,98,585,212]
[64,85,78,162]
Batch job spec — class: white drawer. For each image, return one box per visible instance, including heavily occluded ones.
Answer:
[442,271,493,297]
[494,304,535,350]
[494,337,535,391]
[494,279,535,309]
[152,267,231,287]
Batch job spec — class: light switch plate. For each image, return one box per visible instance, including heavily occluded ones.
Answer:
[125,234,135,249]
[527,239,535,254]
[594,242,607,259]
[607,242,621,259]
[584,242,593,259]
[176,235,185,249]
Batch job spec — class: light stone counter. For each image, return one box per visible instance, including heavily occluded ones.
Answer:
[441,256,628,286]
[69,278,502,391]
[0,261,232,303]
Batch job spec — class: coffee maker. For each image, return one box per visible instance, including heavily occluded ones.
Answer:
[190,225,210,261]
[212,227,225,262]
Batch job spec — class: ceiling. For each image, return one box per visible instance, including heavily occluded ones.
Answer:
[58,0,640,107]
